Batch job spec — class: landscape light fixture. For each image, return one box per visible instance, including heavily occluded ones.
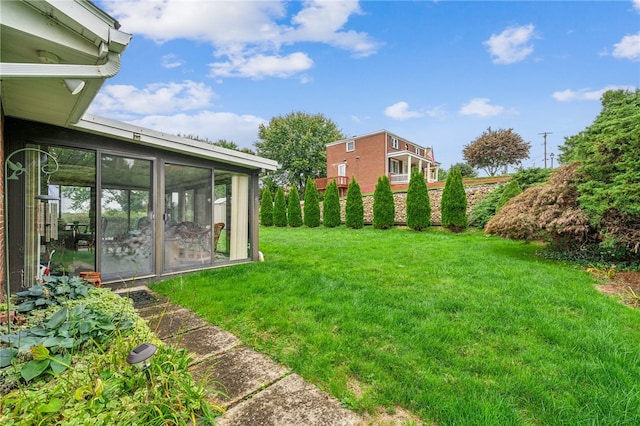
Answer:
[4,148,59,334]
[126,343,157,370]
[63,79,86,95]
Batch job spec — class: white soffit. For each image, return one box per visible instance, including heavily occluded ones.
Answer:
[74,114,278,171]
[0,0,132,126]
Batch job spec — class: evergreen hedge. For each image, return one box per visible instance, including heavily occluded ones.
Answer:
[288,186,303,227]
[323,179,341,227]
[441,167,468,231]
[273,187,287,227]
[345,178,364,229]
[406,167,431,231]
[303,177,321,228]
[260,187,274,226]
[373,175,395,229]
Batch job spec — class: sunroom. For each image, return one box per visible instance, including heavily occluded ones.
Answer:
[1,0,277,294]
[4,116,276,289]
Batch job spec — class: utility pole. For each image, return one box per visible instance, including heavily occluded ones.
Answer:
[539,132,553,168]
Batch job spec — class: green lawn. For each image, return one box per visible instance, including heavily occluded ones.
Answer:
[151,226,640,425]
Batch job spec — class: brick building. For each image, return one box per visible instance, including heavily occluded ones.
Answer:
[316,130,439,195]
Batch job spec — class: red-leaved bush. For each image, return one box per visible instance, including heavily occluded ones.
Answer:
[485,163,594,249]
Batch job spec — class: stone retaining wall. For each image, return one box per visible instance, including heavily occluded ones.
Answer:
[329,183,499,225]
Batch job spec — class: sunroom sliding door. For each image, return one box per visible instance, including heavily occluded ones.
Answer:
[163,164,213,272]
[100,155,154,280]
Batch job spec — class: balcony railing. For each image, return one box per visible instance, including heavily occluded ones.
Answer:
[314,176,349,191]
[390,173,410,184]
[390,173,438,184]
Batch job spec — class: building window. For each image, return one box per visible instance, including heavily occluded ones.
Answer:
[346,140,355,152]
[390,137,399,149]
[390,159,400,174]
[338,163,347,177]
[415,147,421,155]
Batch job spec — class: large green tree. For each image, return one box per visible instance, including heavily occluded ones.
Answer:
[255,112,344,194]
[406,167,431,231]
[463,127,530,176]
[559,89,640,255]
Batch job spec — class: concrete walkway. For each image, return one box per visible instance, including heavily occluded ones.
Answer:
[115,286,363,426]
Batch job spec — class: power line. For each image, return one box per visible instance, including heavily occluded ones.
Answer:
[538,132,553,168]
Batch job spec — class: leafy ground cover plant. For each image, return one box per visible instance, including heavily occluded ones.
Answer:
[152,226,640,425]
[0,284,218,425]
[14,276,90,313]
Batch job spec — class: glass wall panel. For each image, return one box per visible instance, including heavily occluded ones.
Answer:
[100,155,153,279]
[24,146,97,282]
[163,164,212,271]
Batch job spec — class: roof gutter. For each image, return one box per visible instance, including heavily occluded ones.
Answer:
[0,51,122,79]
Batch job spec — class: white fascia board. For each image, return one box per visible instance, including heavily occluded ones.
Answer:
[74,114,279,171]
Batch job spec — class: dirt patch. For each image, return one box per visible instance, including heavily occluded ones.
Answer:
[594,271,640,308]
[358,406,431,426]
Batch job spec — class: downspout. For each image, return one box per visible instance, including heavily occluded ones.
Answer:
[0,51,122,79]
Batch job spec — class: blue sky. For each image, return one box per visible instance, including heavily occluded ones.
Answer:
[92,1,640,172]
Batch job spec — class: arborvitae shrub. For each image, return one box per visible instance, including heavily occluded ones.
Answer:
[303,177,321,227]
[345,178,364,229]
[260,187,274,226]
[323,179,341,227]
[406,167,431,231]
[497,179,522,210]
[373,175,395,229]
[273,187,287,227]
[441,167,468,231]
[287,186,303,227]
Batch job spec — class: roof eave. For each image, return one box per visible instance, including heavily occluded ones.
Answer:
[73,114,279,171]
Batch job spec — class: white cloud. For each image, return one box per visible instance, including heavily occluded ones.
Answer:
[103,1,286,45]
[484,24,535,64]
[384,102,423,120]
[210,52,314,79]
[285,1,379,58]
[552,85,637,102]
[162,54,184,69]
[129,111,266,150]
[459,98,505,117]
[612,33,640,61]
[88,81,215,117]
[634,0,640,13]
[424,106,447,119]
[104,0,378,79]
